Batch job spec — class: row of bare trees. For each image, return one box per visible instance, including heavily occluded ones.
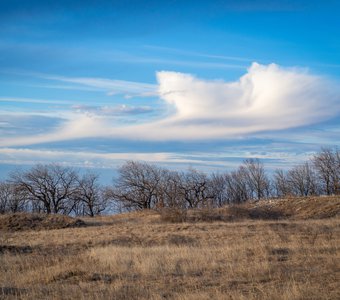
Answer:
[108,159,269,211]
[0,165,108,216]
[0,147,339,215]
[109,147,339,211]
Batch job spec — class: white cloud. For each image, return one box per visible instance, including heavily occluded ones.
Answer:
[125,62,340,140]
[1,62,339,147]
[158,63,338,123]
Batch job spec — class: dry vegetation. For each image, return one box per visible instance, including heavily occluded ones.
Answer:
[0,214,85,232]
[0,196,339,299]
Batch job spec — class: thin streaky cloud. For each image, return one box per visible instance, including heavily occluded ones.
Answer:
[72,104,155,116]
[143,45,256,63]
[0,147,313,172]
[1,69,159,97]
[0,97,72,105]
[109,55,247,69]
[35,73,158,98]
[25,83,106,92]
[0,110,76,121]
[93,50,247,69]
[0,148,217,169]
[44,75,156,93]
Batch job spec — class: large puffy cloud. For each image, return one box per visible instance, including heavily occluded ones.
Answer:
[155,63,339,132]
[119,62,340,140]
[1,62,339,146]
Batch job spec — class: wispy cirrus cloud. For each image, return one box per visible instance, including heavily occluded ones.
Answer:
[71,104,155,116]
[0,147,172,168]
[0,97,71,105]
[0,113,65,137]
[0,68,158,98]
[0,146,311,172]
[42,74,158,98]
[1,62,340,147]
[105,55,247,71]
[143,45,256,63]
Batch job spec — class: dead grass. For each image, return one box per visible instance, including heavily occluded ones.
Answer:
[184,196,340,222]
[0,196,339,299]
[244,196,340,220]
[0,213,85,232]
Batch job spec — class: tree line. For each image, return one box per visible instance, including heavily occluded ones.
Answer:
[0,147,339,216]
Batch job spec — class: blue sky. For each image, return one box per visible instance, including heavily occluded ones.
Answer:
[1,0,340,182]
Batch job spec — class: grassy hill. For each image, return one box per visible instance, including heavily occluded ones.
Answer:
[0,196,339,299]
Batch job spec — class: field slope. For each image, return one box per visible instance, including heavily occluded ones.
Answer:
[0,196,339,299]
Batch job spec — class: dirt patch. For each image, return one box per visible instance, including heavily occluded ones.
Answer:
[0,213,86,232]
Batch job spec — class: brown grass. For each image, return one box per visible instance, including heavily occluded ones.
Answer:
[0,213,85,232]
[0,196,339,299]
[185,196,340,222]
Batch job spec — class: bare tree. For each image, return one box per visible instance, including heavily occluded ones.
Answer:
[179,168,211,208]
[288,162,319,197]
[10,164,78,214]
[313,147,339,195]
[111,161,162,210]
[0,182,11,213]
[224,168,250,204]
[242,158,270,200]
[0,182,27,213]
[336,149,340,194]
[273,169,291,198]
[209,173,228,207]
[158,169,185,209]
[74,172,108,217]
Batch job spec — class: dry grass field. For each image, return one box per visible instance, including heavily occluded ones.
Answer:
[0,196,339,299]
